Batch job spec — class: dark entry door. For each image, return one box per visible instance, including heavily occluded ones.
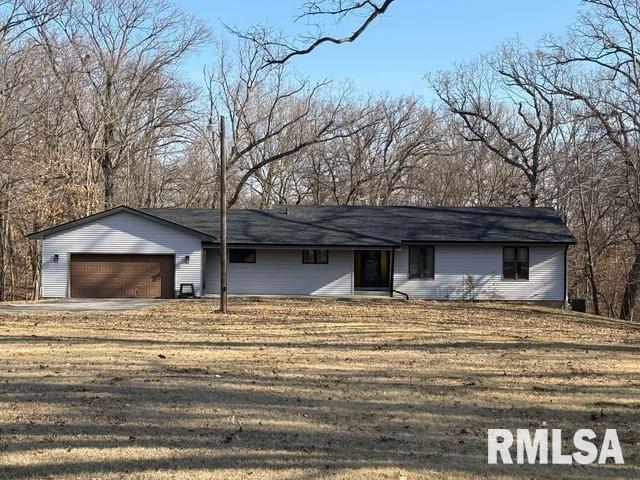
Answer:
[355,250,390,289]
[362,250,382,287]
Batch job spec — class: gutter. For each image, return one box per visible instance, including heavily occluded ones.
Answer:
[201,242,399,250]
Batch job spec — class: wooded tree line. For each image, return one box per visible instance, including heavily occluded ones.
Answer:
[0,0,638,320]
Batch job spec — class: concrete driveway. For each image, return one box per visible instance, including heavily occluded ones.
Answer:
[0,298,168,312]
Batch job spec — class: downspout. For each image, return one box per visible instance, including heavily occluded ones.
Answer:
[389,246,410,300]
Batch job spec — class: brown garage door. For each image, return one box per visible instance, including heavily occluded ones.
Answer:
[70,254,174,299]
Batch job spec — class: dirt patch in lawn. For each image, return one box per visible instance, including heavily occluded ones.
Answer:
[0,298,639,479]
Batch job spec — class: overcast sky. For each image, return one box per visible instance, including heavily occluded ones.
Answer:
[178,0,582,99]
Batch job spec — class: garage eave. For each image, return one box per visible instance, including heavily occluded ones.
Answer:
[27,205,217,242]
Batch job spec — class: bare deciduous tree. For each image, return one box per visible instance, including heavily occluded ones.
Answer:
[205,40,369,208]
[37,0,209,208]
[546,0,640,320]
[429,41,559,207]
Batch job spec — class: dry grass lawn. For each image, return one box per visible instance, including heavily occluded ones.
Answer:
[0,297,639,479]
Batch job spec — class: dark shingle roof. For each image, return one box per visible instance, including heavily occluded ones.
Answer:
[140,205,576,246]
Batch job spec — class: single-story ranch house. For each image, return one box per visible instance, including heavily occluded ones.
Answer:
[27,205,576,303]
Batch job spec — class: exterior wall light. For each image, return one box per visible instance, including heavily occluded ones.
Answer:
[184,255,190,264]
[53,254,59,263]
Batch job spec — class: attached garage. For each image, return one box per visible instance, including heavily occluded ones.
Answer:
[70,254,175,298]
[28,207,212,298]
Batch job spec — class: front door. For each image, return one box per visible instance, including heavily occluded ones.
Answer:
[362,250,382,287]
[355,250,390,289]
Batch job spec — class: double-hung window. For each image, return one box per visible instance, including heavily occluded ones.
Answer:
[503,247,529,280]
[302,249,329,264]
[408,246,434,279]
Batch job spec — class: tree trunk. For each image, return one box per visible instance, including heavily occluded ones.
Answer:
[585,261,600,316]
[528,174,538,207]
[0,202,5,301]
[102,154,115,209]
[582,231,601,316]
[28,238,41,300]
[8,233,15,300]
[102,76,116,209]
[619,245,640,321]
[578,186,600,316]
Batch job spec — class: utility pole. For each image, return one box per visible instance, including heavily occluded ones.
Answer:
[219,115,228,313]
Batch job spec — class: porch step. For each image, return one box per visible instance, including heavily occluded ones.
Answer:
[354,290,390,297]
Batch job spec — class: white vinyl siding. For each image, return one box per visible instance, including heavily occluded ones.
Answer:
[204,249,353,296]
[41,212,203,297]
[393,244,565,301]
[40,209,567,302]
